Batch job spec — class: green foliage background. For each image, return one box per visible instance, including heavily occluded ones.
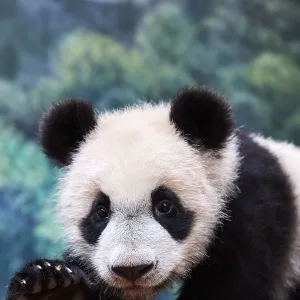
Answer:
[0,0,300,299]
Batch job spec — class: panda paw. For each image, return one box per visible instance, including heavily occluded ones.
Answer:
[6,259,90,300]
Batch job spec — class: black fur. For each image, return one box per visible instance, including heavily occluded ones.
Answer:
[6,258,98,300]
[152,186,194,241]
[38,99,97,167]
[290,283,300,300]
[80,192,111,245]
[170,87,236,150]
[177,131,297,300]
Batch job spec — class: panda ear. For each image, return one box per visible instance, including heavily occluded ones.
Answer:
[170,87,236,150]
[38,99,97,167]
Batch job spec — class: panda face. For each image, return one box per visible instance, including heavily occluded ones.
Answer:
[57,105,219,298]
[39,88,239,299]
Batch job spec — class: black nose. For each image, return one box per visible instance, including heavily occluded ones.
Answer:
[112,263,154,281]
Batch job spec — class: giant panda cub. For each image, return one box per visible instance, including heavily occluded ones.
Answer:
[6,87,300,300]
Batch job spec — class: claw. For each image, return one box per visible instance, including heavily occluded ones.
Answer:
[55,265,62,272]
[20,279,26,285]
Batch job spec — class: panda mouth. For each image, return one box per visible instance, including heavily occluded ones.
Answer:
[123,284,149,289]
[112,278,155,289]
[120,285,156,299]
[107,273,178,300]
[109,276,163,295]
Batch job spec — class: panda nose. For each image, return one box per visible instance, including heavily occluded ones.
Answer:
[112,263,154,281]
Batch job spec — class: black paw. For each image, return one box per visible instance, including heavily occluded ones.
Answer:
[6,259,94,300]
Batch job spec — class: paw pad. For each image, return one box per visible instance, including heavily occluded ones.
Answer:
[48,278,57,290]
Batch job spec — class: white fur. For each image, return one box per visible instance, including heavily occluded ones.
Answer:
[56,103,240,299]
[251,134,300,298]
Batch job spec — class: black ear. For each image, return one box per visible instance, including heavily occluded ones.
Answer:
[38,99,97,167]
[170,87,236,150]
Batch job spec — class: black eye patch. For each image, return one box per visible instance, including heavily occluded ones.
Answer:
[80,192,111,245]
[151,186,194,241]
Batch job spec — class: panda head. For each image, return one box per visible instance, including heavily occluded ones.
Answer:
[39,88,239,299]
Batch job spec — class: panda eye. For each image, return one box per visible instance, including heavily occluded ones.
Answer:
[90,193,111,223]
[96,205,109,220]
[155,200,176,217]
[152,187,180,218]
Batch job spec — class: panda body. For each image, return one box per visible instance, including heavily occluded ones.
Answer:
[35,88,300,300]
[177,131,300,300]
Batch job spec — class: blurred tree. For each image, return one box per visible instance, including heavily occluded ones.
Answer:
[29,28,194,112]
[247,53,300,143]
[136,3,204,85]
[136,4,196,65]
[0,80,33,137]
[50,29,143,107]
[54,0,142,40]
[0,125,63,291]
[239,0,300,56]
[282,110,300,144]
[0,43,20,80]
